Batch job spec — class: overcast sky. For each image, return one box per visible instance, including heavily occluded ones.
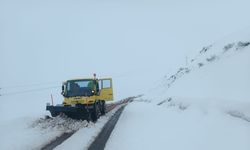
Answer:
[1,0,250,100]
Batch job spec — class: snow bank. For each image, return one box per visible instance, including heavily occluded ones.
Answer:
[0,90,74,150]
[105,101,250,150]
[0,116,62,150]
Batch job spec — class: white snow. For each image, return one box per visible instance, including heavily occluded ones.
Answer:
[105,31,250,150]
[55,106,122,150]
[1,0,250,149]
[1,32,249,150]
[105,101,250,150]
[0,104,124,150]
[0,116,62,150]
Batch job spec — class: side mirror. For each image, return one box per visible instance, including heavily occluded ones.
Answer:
[61,84,66,96]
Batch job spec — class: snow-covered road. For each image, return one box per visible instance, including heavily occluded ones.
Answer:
[0,103,125,150]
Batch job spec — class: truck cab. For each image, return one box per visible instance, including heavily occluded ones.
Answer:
[61,78,113,105]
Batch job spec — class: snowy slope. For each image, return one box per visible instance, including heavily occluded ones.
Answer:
[141,29,250,108]
[159,37,250,102]
[105,101,250,150]
[105,31,250,150]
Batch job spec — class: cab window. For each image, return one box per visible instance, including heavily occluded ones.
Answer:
[102,80,111,89]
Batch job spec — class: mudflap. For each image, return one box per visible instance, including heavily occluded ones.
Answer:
[46,104,94,120]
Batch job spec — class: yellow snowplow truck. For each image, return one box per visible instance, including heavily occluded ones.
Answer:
[46,75,113,121]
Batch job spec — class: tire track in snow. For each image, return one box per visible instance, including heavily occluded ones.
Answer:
[39,97,135,150]
[87,105,125,150]
[41,132,75,150]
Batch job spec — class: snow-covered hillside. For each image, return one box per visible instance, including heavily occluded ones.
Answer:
[105,31,250,150]
[156,33,250,101]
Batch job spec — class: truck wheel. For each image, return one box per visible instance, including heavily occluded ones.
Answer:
[51,112,59,117]
[100,101,106,115]
[91,102,100,122]
[87,113,92,122]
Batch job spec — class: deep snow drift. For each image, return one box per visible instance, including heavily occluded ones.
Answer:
[105,31,250,150]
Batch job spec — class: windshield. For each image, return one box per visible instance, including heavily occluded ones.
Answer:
[66,80,94,97]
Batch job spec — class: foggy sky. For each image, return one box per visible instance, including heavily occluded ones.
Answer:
[1,0,250,100]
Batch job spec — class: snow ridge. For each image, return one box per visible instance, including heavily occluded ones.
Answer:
[161,41,250,89]
[30,115,89,132]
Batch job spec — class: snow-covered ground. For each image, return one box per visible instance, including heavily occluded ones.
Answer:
[106,101,250,150]
[1,30,249,150]
[1,31,249,150]
[0,116,62,150]
[54,106,123,150]
[105,31,250,150]
[0,105,122,150]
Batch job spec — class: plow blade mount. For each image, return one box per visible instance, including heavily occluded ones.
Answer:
[46,105,93,120]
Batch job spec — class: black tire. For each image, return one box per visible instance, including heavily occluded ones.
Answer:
[51,112,59,117]
[87,112,92,122]
[100,101,106,115]
[91,102,100,122]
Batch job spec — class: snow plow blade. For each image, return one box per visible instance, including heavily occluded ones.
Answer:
[46,104,93,120]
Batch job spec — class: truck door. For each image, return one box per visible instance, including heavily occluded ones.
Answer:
[99,78,113,101]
